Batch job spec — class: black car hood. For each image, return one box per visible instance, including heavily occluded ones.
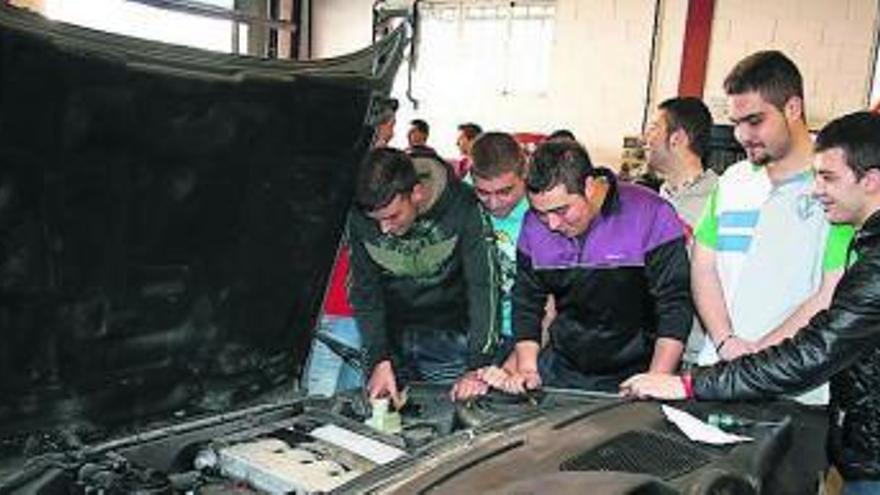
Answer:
[0,5,405,440]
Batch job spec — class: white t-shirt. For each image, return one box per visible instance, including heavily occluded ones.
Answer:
[694,160,853,405]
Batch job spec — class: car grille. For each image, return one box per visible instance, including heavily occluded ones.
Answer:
[560,430,713,480]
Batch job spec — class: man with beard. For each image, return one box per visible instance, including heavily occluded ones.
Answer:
[644,97,717,366]
[622,110,880,495]
[644,97,717,235]
[689,51,853,493]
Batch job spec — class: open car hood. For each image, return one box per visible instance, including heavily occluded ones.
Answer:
[0,3,405,440]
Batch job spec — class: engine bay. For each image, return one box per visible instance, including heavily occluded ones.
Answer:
[0,386,605,494]
[1,385,804,495]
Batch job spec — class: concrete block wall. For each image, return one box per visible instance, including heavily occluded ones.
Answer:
[703,0,878,129]
[308,0,880,166]
[650,1,689,112]
[541,0,659,167]
[313,0,662,167]
[311,0,373,60]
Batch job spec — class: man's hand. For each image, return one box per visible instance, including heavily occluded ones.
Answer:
[620,373,686,400]
[717,336,757,361]
[482,365,540,392]
[476,365,510,389]
[449,365,543,399]
[449,370,490,401]
[367,360,402,409]
[495,368,542,395]
[492,341,542,394]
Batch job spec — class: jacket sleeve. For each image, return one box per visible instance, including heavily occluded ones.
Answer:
[512,250,547,344]
[459,199,499,369]
[693,257,880,400]
[644,237,693,342]
[346,212,390,372]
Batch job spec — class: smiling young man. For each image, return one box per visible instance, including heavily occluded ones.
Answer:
[622,111,880,495]
[484,140,692,394]
[347,147,497,407]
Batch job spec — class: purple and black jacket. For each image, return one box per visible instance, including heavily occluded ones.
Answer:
[513,182,693,384]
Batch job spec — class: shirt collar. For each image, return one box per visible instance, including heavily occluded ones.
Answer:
[660,169,711,199]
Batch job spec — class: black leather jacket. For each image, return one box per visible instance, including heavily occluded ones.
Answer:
[692,210,880,480]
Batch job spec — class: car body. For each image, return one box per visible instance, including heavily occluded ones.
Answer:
[0,5,808,494]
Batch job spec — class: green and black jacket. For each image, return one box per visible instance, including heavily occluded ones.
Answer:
[348,157,499,373]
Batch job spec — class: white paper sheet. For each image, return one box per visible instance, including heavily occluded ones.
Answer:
[661,405,753,445]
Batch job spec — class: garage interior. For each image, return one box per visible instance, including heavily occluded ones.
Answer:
[2,1,880,494]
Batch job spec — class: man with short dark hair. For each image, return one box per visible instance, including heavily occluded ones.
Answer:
[469,131,527,221]
[623,111,880,495]
[691,51,853,401]
[453,122,483,179]
[450,132,530,399]
[348,147,497,406]
[687,50,853,494]
[407,119,431,151]
[644,96,718,365]
[372,99,398,148]
[303,98,400,396]
[547,129,576,143]
[645,97,717,230]
[485,140,692,394]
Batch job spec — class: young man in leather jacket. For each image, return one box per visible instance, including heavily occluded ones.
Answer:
[622,111,880,494]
